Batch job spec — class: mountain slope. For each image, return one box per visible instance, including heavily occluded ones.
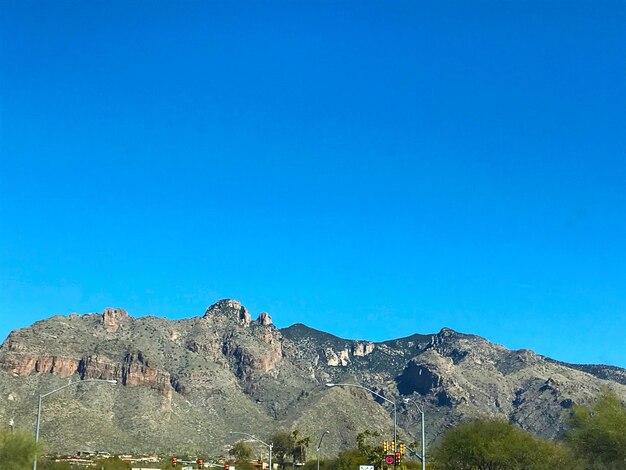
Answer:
[1,299,624,455]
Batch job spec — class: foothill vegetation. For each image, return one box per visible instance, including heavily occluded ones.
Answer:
[426,389,626,469]
[0,428,42,470]
[3,389,625,470]
[230,390,626,470]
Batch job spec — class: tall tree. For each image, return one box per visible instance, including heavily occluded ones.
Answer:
[292,430,311,464]
[355,430,384,468]
[269,431,295,469]
[429,418,580,470]
[334,448,367,470]
[230,441,254,461]
[565,388,626,469]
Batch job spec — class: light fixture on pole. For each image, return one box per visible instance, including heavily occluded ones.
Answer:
[403,398,426,470]
[33,378,117,470]
[325,383,397,454]
[229,431,273,470]
[316,429,329,470]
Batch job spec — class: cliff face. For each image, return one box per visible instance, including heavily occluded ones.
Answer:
[1,351,81,378]
[0,300,625,455]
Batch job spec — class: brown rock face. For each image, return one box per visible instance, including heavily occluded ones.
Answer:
[222,339,281,375]
[256,340,282,373]
[257,312,273,326]
[1,353,80,377]
[77,355,119,381]
[10,351,179,393]
[102,307,129,333]
[119,350,173,392]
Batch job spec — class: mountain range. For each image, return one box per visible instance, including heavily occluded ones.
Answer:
[1,299,625,456]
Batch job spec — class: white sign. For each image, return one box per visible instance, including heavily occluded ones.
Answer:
[360,466,374,470]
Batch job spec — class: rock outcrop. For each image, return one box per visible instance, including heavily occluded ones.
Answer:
[204,299,251,326]
[2,353,81,377]
[353,342,375,357]
[257,312,272,326]
[325,347,350,366]
[102,307,129,333]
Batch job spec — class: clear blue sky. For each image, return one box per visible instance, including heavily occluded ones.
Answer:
[1,1,625,367]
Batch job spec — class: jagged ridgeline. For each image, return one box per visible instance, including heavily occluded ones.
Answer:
[1,299,625,454]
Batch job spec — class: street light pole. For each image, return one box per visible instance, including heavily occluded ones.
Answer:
[33,378,117,470]
[316,429,329,470]
[35,394,43,444]
[230,431,273,470]
[403,398,425,470]
[325,383,397,454]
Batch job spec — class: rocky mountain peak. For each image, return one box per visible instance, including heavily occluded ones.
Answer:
[101,307,129,333]
[257,311,273,326]
[436,327,459,339]
[203,299,251,326]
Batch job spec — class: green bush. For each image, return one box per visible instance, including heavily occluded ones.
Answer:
[565,388,626,469]
[429,418,580,470]
[0,428,43,470]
